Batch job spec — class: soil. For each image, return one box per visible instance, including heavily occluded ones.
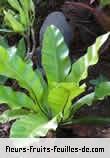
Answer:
[0,0,110,138]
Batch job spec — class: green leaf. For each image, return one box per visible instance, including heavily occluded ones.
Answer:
[0,109,29,124]
[72,93,95,115]
[33,115,58,137]
[0,37,16,84]
[4,10,24,33]
[0,36,8,48]
[0,29,13,33]
[19,9,28,27]
[63,117,110,125]
[95,82,110,99]
[89,74,108,86]
[42,25,71,83]
[19,0,34,27]
[16,38,26,59]
[0,75,7,84]
[7,0,21,12]
[0,85,35,110]
[8,46,16,57]
[0,36,17,56]
[66,33,110,85]
[10,113,58,138]
[48,83,69,116]
[7,0,30,29]
[36,69,50,114]
[0,46,44,104]
[19,0,33,12]
[63,83,86,120]
[48,82,85,116]
[72,81,110,116]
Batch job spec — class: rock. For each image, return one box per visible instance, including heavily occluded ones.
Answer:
[39,11,73,47]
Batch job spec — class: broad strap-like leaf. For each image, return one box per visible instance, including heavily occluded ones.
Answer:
[36,69,50,115]
[95,82,110,99]
[48,82,85,116]
[0,109,29,124]
[16,38,26,59]
[0,46,44,104]
[42,25,71,83]
[63,116,110,126]
[7,0,29,28]
[0,38,16,84]
[72,81,110,116]
[89,74,108,86]
[72,93,95,116]
[0,29,13,33]
[0,75,7,84]
[0,85,36,111]
[19,0,34,12]
[19,0,35,26]
[8,0,21,12]
[66,33,110,85]
[0,36,8,48]
[10,113,58,138]
[4,10,24,33]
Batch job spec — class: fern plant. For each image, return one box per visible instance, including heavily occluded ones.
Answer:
[0,25,110,137]
[0,0,35,59]
[2,0,35,33]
